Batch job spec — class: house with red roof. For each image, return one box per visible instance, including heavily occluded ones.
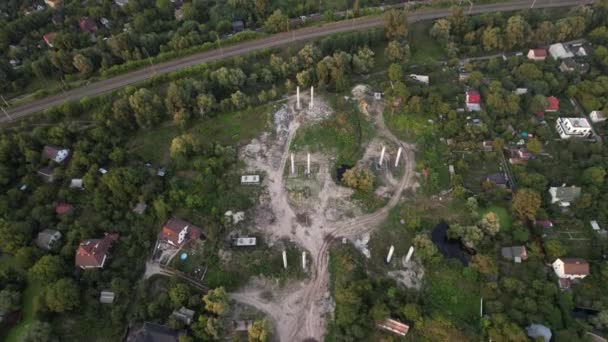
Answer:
[43,32,56,47]
[546,96,559,112]
[79,17,98,33]
[75,233,118,269]
[158,218,203,248]
[55,203,73,215]
[466,90,481,111]
[527,48,547,61]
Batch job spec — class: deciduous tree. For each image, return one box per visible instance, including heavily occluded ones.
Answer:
[512,189,541,221]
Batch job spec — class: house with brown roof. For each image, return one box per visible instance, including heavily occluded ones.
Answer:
[43,32,56,47]
[75,233,118,269]
[42,145,70,163]
[377,318,410,337]
[527,48,547,61]
[552,258,589,280]
[158,218,203,248]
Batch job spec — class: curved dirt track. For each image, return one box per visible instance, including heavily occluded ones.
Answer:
[231,99,416,341]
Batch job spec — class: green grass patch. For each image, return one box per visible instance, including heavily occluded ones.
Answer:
[4,279,43,342]
[291,99,373,166]
[481,205,512,233]
[422,261,481,326]
[128,104,272,164]
[409,21,445,65]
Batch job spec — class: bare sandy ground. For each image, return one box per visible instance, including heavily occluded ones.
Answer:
[231,89,417,341]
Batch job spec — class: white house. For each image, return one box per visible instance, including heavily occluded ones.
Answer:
[555,117,592,139]
[241,175,260,185]
[409,74,429,84]
[552,258,589,280]
[549,43,574,60]
[549,186,581,207]
[42,145,70,163]
[589,111,606,123]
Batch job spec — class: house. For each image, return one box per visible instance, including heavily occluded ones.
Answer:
[552,258,589,280]
[241,175,260,185]
[172,307,195,325]
[36,229,62,250]
[79,17,98,33]
[42,145,70,163]
[232,20,244,33]
[549,43,574,59]
[501,246,528,262]
[43,32,56,47]
[513,88,528,95]
[485,173,509,187]
[545,96,559,112]
[233,237,257,247]
[134,322,179,342]
[526,324,552,342]
[55,203,73,215]
[99,291,115,304]
[409,74,429,84]
[70,178,84,189]
[158,218,203,247]
[555,117,592,139]
[44,0,61,8]
[589,111,606,123]
[37,166,55,183]
[549,186,581,207]
[560,58,577,72]
[133,202,147,215]
[465,90,481,111]
[527,48,547,61]
[377,318,410,337]
[75,233,118,269]
[508,148,533,165]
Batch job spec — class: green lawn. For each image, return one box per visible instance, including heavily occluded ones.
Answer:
[481,205,512,233]
[409,21,445,65]
[4,279,43,342]
[128,104,272,164]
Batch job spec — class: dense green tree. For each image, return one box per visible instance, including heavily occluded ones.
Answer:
[384,9,408,41]
[203,287,229,316]
[385,40,410,63]
[248,319,271,342]
[128,88,165,128]
[0,289,20,313]
[29,255,66,282]
[44,278,80,313]
[504,16,530,49]
[582,166,606,186]
[169,283,191,307]
[21,321,54,342]
[352,47,375,74]
[430,19,450,43]
[511,189,541,221]
[263,10,288,33]
[545,239,567,259]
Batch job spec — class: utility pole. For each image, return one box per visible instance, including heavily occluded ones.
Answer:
[0,106,12,121]
[0,95,9,108]
[530,0,537,8]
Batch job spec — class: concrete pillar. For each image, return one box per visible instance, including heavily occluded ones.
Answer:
[379,146,386,166]
[309,86,314,110]
[395,147,402,167]
[405,246,414,263]
[386,245,394,264]
[306,153,311,175]
[282,250,287,269]
[290,153,295,175]
[296,86,301,110]
[302,252,307,271]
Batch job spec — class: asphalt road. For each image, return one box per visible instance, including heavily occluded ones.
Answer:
[2,0,592,122]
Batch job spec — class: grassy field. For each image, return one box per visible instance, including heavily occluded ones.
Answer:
[291,97,373,166]
[128,104,272,163]
[481,205,512,233]
[4,279,43,342]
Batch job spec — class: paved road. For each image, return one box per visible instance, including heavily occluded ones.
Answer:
[2,0,591,122]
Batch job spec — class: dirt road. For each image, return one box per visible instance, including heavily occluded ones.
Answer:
[231,96,416,341]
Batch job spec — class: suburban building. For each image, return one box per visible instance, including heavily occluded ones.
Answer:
[501,246,528,263]
[44,0,62,8]
[37,166,55,183]
[555,117,592,139]
[70,178,84,189]
[589,111,606,123]
[79,17,98,33]
[35,229,62,250]
[99,291,115,304]
[241,175,260,185]
[233,237,257,247]
[549,186,581,207]
[133,322,179,342]
[485,173,509,188]
[232,20,244,33]
[172,307,195,325]
[527,48,547,61]
[158,218,203,247]
[552,258,590,280]
[55,202,73,215]
[549,43,574,59]
[43,32,56,47]
[545,96,559,112]
[42,145,70,163]
[75,233,118,269]
[508,148,533,165]
[409,74,429,84]
[514,88,528,95]
[377,318,410,337]
[465,90,481,111]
